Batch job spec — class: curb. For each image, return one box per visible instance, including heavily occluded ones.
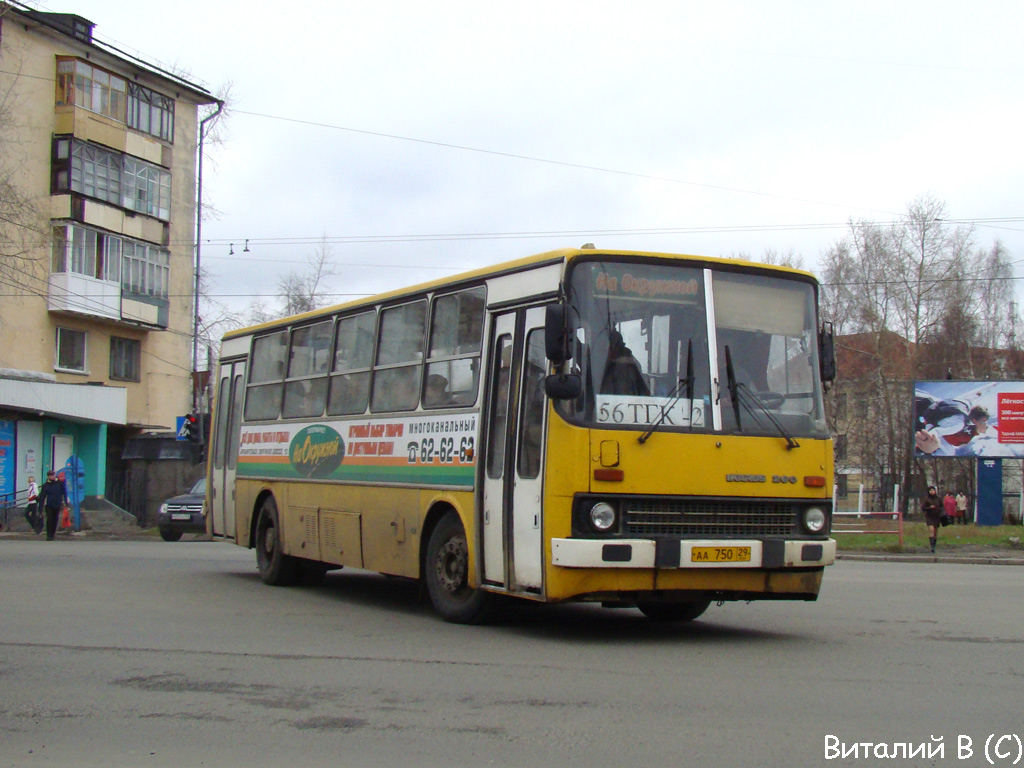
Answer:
[839,553,1024,566]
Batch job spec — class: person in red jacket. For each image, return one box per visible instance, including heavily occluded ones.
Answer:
[943,491,957,524]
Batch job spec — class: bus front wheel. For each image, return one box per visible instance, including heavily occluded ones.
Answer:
[255,497,299,586]
[425,512,494,624]
[636,599,711,622]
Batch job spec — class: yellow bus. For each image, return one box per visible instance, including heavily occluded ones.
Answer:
[208,247,837,623]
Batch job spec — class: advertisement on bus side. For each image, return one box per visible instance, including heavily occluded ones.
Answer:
[237,414,477,486]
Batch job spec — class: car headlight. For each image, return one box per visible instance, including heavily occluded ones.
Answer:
[589,502,617,532]
[158,503,168,516]
[803,506,827,534]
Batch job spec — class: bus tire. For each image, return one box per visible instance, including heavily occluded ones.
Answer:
[298,560,330,586]
[636,599,711,622]
[255,497,299,586]
[425,511,494,624]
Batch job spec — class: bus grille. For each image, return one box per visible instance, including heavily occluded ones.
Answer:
[623,499,794,537]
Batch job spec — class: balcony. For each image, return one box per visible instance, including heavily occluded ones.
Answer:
[48,271,120,320]
[48,272,168,329]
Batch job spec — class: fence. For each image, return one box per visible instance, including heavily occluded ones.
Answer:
[0,487,31,531]
[832,483,905,546]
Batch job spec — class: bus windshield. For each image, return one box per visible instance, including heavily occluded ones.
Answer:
[561,259,830,439]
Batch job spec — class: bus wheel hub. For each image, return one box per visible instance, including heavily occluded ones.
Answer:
[436,538,466,592]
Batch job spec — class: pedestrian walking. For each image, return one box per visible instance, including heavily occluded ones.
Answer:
[23,476,42,534]
[38,470,68,541]
[943,490,957,525]
[955,490,968,525]
[921,486,942,553]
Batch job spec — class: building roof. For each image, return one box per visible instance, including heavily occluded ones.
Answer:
[836,330,914,379]
[8,2,217,104]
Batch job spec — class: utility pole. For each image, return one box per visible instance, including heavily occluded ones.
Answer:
[192,100,224,421]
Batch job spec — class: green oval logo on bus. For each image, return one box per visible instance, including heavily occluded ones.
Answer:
[290,425,345,478]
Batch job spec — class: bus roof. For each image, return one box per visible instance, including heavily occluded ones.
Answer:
[222,246,819,341]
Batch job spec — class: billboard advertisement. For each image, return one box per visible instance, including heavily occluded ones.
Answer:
[914,380,1024,458]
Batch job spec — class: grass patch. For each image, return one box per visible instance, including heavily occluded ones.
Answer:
[832,520,1024,553]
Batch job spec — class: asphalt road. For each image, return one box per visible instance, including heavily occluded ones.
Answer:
[1,538,1020,768]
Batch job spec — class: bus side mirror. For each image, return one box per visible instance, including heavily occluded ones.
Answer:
[819,322,836,382]
[545,304,571,364]
[545,373,582,400]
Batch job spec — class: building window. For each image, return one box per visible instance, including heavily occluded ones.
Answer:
[57,58,174,143]
[121,241,169,299]
[53,137,171,222]
[110,337,141,382]
[123,156,171,220]
[51,224,125,284]
[856,398,869,419]
[836,474,849,499]
[70,140,122,207]
[835,434,847,461]
[835,391,847,420]
[56,58,126,121]
[127,82,174,142]
[55,327,87,373]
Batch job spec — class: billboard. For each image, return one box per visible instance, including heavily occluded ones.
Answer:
[914,380,1024,458]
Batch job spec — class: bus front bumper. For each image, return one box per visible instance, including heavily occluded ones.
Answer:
[551,538,836,569]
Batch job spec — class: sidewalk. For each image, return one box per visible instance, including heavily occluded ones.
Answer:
[0,509,149,540]
[839,550,1024,566]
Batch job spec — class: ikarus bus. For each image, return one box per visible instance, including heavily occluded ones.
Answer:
[207,247,837,623]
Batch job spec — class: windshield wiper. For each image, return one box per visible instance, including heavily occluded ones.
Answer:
[724,345,743,431]
[724,346,800,450]
[638,340,694,444]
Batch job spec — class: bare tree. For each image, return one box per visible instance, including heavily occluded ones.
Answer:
[276,235,339,319]
[823,195,1020,509]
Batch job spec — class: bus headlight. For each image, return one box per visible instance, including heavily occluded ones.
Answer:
[589,502,617,532]
[802,506,827,534]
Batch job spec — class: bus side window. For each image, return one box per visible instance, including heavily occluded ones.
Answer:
[371,300,426,412]
[425,287,485,408]
[328,311,375,416]
[282,320,331,419]
[517,331,546,479]
[244,331,287,421]
[487,336,513,478]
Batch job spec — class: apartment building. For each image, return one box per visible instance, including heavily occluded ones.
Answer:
[0,5,217,508]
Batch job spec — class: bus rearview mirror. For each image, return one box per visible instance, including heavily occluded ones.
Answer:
[818,322,836,382]
[545,373,582,400]
[545,304,570,363]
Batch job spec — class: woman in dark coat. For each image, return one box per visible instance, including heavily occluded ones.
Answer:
[921,485,942,553]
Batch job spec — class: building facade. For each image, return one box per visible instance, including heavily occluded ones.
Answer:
[0,6,216,508]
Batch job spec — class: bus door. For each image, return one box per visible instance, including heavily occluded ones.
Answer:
[210,359,245,539]
[481,307,547,593]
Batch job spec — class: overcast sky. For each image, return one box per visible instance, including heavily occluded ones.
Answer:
[41,0,1024,316]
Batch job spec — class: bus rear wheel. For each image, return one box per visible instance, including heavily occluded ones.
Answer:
[255,497,299,586]
[425,512,494,624]
[636,599,711,622]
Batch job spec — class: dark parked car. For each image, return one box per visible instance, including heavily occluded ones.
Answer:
[156,477,206,542]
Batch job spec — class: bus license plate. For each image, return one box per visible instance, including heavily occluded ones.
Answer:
[691,546,751,563]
